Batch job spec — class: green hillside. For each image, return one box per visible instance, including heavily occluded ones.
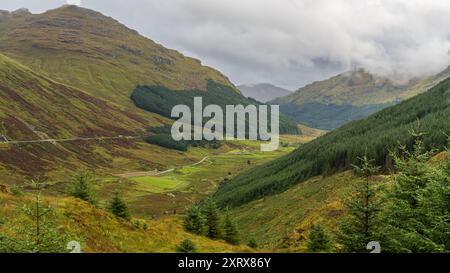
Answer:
[0,53,216,185]
[272,68,450,129]
[0,54,147,139]
[231,171,357,248]
[0,6,237,112]
[0,6,281,184]
[0,190,252,253]
[213,78,450,207]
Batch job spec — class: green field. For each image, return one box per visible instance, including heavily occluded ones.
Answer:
[97,137,305,219]
[131,176,189,193]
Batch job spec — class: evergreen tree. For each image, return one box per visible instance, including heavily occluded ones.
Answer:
[203,201,222,239]
[107,192,130,220]
[3,180,71,253]
[68,171,97,205]
[223,213,240,245]
[307,224,332,252]
[177,238,197,253]
[338,155,383,252]
[382,130,443,252]
[416,162,450,252]
[184,206,206,235]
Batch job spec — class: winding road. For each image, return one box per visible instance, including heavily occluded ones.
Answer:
[2,135,144,144]
[115,156,210,178]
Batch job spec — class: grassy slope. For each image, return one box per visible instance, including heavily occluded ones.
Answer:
[0,53,222,185]
[0,6,237,111]
[0,191,251,253]
[0,5,269,185]
[213,77,450,207]
[231,171,356,249]
[0,54,148,139]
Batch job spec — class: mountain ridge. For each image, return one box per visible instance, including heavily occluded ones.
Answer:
[272,68,450,129]
[0,5,239,112]
[238,83,292,103]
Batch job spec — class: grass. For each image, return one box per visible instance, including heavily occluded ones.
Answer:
[0,192,253,253]
[131,176,189,193]
[96,136,307,219]
[230,171,370,250]
[232,151,449,251]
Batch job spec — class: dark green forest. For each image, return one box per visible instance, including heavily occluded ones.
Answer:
[146,126,221,151]
[131,80,300,135]
[213,78,450,207]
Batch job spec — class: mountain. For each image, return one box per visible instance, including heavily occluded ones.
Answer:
[0,6,299,183]
[272,68,450,130]
[0,5,237,111]
[213,77,450,207]
[238,83,292,103]
[0,53,157,177]
[0,6,299,135]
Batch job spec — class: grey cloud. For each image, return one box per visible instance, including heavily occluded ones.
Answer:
[2,0,450,89]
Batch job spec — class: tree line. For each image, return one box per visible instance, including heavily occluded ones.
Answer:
[182,200,254,251]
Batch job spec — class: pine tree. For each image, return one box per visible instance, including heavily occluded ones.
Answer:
[223,213,240,245]
[107,192,130,220]
[184,205,206,235]
[203,201,222,239]
[177,238,197,253]
[382,129,443,252]
[307,224,332,252]
[5,179,71,253]
[416,162,450,252]
[338,155,383,253]
[68,171,97,205]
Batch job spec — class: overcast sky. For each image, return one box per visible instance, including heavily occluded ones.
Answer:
[2,0,450,89]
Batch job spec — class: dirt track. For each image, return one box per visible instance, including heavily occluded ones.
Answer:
[115,156,210,178]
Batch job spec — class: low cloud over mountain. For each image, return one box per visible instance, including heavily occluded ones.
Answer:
[3,0,450,88]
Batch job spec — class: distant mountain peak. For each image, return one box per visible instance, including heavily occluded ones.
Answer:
[237,83,292,103]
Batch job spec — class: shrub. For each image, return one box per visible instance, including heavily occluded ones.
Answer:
[177,238,197,253]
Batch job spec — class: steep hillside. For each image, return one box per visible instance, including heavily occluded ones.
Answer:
[0,53,201,184]
[0,54,147,139]
[238,83,292,103]
[0,6,294,184]
[232,151,448,250]
[0,6,237,111]
[0,191,251,253]
[231,171,357,248]
[272,68,450,129]
[213,77,450,207]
